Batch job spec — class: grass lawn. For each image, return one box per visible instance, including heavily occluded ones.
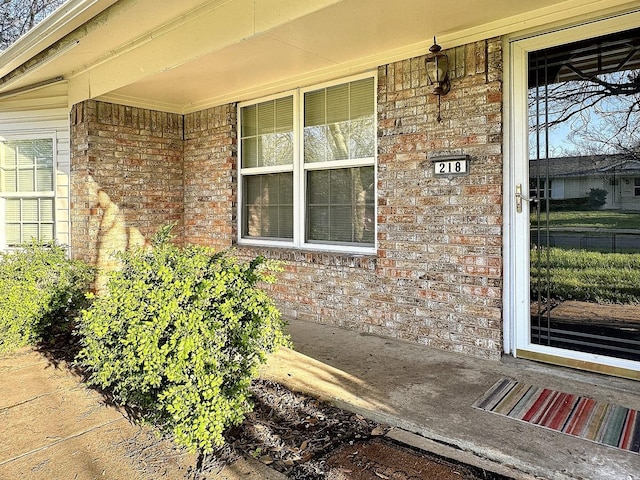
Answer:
[534,210,640,230]
[531,247,640,304]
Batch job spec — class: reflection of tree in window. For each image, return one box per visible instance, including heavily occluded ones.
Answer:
[307,167,374,244]
[304,78,375,246]
[304,79,375,164]
[243,173,293,239]
[528,27,640,160]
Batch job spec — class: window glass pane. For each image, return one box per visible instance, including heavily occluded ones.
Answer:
[307,205,329,241]
[258,132,293,167]
[328,122,350,161]
[304,78,375,163]
[22,224,38,242]
[5,224,20,245]
[242,138,258,168]
[330,206,353,242]
[306,166,374,245]
[40,224,54,241]
[257,102,275,136]
[279,173,293,204]
[241,97,293,168]
[241,104,257,137]
[34,138,53,160]
[350,77,375,119]
[307,169,329,204]
[327,84,349,124]
[17,142,35,167]
[350,116,375,158]
[304,125,328,164]
[243,173,293,239]
[37,168,54,191]
[40,199,54,222]
[275,97,293,132]
[304,90,325,127]
[22,199,39,221]
[2,143,17,167]
[3,170,17,192]
[5,199,20,221]
[18,169,35,192]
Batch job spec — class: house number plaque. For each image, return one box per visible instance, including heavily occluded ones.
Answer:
[430,155,470,177]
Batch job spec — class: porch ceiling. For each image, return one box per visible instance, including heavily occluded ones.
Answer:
[1,0,637,113]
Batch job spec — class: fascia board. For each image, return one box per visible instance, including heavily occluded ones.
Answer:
[0,0,117,79]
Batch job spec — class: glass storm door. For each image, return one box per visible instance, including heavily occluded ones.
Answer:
[527,27,640,365]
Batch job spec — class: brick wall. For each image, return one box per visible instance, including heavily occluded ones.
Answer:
[237,38,503,360]
[375,38,503,358]
[183,105,237,249]
[69,37,503,360]
[70,100,184,271]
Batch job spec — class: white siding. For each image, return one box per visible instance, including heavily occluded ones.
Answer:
[0,84,71,249]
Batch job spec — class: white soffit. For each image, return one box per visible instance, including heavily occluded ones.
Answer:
[2,0,638,113]
[98,0,640,113]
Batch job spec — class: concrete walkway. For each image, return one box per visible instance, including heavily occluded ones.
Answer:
[0,348,281,480]
[262,319,640,480]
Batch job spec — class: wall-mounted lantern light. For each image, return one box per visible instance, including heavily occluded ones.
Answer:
[425,37,450,122]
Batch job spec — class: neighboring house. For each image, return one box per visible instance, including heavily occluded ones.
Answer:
[530,154,640,210]
[1,0,639,379]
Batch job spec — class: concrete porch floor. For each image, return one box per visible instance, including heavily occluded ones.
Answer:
[261,319,640,480]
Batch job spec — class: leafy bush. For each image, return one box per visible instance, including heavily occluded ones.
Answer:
[588,188,608,209]
[75,228,290,452]
[547,197,590,211]
[0,241,94,353]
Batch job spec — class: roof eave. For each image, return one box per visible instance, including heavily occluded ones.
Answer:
[0,0,116,80]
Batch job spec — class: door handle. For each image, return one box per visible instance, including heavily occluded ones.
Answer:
[515,183,537,213]
[515,183,526,213]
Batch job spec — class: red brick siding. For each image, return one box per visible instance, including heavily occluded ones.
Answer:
[69,37,503,361]
[238,38,503,360]
[375,38,504,358]
[70,100,184,266]
[183,105,236,249]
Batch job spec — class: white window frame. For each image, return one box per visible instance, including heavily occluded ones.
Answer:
[238,72,377,254]
[0,133,57,248]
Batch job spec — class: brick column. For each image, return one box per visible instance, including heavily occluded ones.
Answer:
[183,105,237,249]
[70,100,184,271]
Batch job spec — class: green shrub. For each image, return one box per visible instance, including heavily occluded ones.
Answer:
[588,188,608,209]
[0,241,94,353]
[75,229,290,452]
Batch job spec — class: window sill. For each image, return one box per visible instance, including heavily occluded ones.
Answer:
[235,243,377,269]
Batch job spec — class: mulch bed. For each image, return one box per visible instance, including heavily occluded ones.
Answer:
[195,380,512,480]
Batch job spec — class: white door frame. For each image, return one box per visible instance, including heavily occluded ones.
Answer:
[504,11,640,375]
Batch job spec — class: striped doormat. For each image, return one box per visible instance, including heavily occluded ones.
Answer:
[473,378,640,453]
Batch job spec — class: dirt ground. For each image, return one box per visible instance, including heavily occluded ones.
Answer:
[324,438,502,480]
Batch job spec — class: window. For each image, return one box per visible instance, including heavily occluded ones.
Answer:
[635,178,640,197]
[0,137,55,246]
[239,74,376,252]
